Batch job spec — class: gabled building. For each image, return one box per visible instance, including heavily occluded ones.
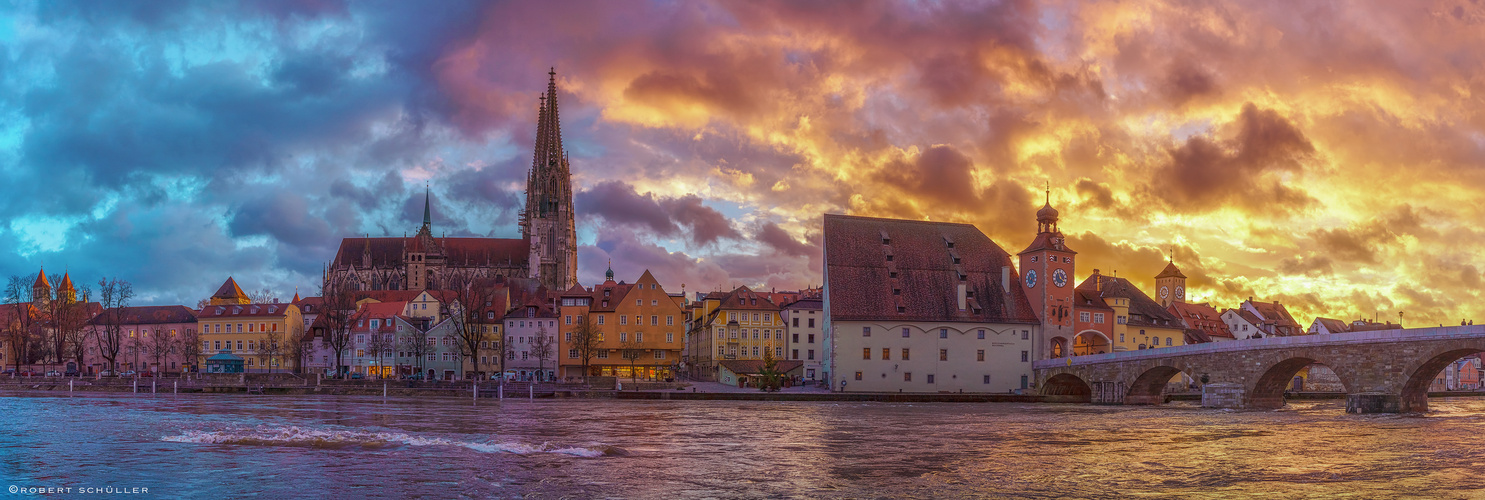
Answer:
[692,286,785,381]
[579,267,685,381]
[824,214,1041,393]
[782,297,823,382]
[1224,297,1304,338]
[1072,271,1185,352]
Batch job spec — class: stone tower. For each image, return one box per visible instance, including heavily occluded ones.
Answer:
[520,68,578,291]
[1017,187,1077,360]
[1155,257,1186,307]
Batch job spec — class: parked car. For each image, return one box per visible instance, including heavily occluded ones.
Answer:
[64,370,80,377]
[19,370,37,377]
[44,371,62,377]
[2,369,16,376]
[118,370,138,377]
[140,371,154,377]
[99,370,115,377]
[349,373,364,380]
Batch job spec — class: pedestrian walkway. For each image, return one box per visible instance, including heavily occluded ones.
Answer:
[659,380,833,394]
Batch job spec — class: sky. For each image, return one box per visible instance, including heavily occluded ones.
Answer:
[0,0,1482,326]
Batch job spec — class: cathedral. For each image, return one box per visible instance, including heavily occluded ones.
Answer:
[326,70,578,292]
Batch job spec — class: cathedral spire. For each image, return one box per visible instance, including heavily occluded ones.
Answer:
[423,184,432,229]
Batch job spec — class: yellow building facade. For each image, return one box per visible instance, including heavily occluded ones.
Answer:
[197,278,304,372]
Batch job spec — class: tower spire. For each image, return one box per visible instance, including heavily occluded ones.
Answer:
[423,183,432,228]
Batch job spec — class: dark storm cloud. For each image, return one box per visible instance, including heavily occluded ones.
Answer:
[1149,103,1316,214]
[755,222,812,257]
[576,181,741,246]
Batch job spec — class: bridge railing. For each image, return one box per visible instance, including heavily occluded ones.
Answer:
[1034,324,1485,369]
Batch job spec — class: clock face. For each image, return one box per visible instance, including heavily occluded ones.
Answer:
[1176,286,1185,298]
[1024,269,1038,288]
[1052,268,1068,288]
[1160,286,1170,299]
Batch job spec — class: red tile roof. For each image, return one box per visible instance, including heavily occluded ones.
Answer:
[1155,262,1186,279]
[1312,317,1350,333]
[1018,231,1078,255]
[1075,273,1180,328]
[33,269,50,290]
[330,236,530,269]
[197,303,295,319]
[1168,301,1234,340]
[823,214,1039,324]
[212,277,248,301]
[89,305,197,326]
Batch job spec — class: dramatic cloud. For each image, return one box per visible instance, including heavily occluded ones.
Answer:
[2,0,1482,326]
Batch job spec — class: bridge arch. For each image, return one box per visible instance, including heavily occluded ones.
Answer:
[1400,347,1485,413]
[1041,373,1092,403]
[1249,356,1352,409]
[1125,364,1192,405]
[1072,330,1111,356]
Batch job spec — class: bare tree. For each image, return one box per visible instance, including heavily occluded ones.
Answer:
[146,324,174,374]
[620,334,644,384]
[440,270,501,380]
[177,323,201,373]
[4,275,37,372]
[54,285,93,374]
[94,277,133,373]
[260,328,284,374]
[319,274,357,377]
[568,317,602,385]
[366,328,397,379]
[530,324,555,382]
[283,325,307,374]
[397,323,431,378]
[248,287,279,305]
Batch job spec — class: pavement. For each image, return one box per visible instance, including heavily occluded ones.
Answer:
[657,379,833,394]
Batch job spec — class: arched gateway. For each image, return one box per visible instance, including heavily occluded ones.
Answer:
[1034,325,1485,413]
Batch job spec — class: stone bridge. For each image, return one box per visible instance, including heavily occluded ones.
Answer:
[1033,325,1485,413]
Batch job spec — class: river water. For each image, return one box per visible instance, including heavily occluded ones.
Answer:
[3,392,1485,499]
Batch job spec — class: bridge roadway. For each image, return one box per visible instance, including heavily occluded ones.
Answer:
[1033,324,1485,413]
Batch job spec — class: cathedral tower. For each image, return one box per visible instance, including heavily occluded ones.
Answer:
[521,68,579,291]
[1018,186,1076,360]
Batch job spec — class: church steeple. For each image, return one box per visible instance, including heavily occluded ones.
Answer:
[422,184,432,229]
[521,68,579,291]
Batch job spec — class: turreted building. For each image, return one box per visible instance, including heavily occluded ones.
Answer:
[326,70,579,292]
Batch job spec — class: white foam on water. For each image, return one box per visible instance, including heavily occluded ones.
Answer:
[162,425,611,457]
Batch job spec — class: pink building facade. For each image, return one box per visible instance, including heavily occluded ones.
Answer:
[84,306,199,375]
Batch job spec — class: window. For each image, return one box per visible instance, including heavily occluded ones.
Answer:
[237,341,244,351]
[940,349,947,361]
[753,313,760,322]
[904,372,911,382]
[927,374,935,384]
[753,330,760,339]
[764,331,771,339]
[792,349,799,359]
[637,333,644,343]
[1120,333,1125,343]
[808,349,815,360]
[863,327,872,337]
[1166,337,1173,346]
[807,334,814,343]
[667,316,674,326]
[808,318,815,328]
[977,329,985,339]
[902,328,910,338]
[619,332,627,342]
[427,354,436,361]
[655,350,666,359]
[1118,316,1127,325]
[1080,312,1091,322]
[666,332,674,343]
[213,341,221,351]
[893,288,901,295]
[775,347,782,357]
[565,315,572,325]
[651,315,659,325]
[752,346,760,356]
[977,349,985,362]
[855,371,863,381]
[619,316,627,325]
[864,348,872,360]
[793,317,799,327]
[1021,351,1029,362]
[1022,330,1029,340]
[1093,313,1104,323]
[598,316,605,325]
[569,349,578,358]
[940,328,948,339]
[901,348,909,360]
[247,341,255,351]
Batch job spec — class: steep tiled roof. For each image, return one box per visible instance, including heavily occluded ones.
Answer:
[1247,300,1302,336]
[57,273,74,292]
[1313,317,1350,333]
[1155,262,1186,279]
[196,303,295,319]
[1168,301,1233,340]
[1075,273,1180,328]
[212,277,248,301]
[1018,231,1077,255]
[589,282,636,313]
[89,305,197,326]
[33,269,50,290]
[1074,289,1112,310]
[330,237,529,269]
[823,214,1040,324]
[718,359,804,375]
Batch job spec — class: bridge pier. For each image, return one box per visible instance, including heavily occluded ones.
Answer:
[1346,393,1401,414]
[1200,383,1244,409]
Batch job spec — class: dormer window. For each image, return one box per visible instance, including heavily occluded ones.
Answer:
[953,257,961,264]
[897,306,906,313]
[886,254,894,261]
[889,271,898,279]
[893,289,901,295]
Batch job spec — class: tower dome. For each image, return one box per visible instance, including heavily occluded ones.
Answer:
[1036,203,1059,223]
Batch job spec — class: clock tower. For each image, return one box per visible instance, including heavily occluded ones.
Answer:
[1155,257,1186,307]
[1018,187,1076,360]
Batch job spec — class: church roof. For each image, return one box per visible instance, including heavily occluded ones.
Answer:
[330,236,530,269]
[1155,262,1187,279]
[33,268,50,290]
[57,272,74,291]
[212,277,248,301]
[824,214,1040,324]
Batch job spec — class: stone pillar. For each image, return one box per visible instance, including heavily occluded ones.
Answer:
[1201,383,1244,409]
[1346,393,1401,414]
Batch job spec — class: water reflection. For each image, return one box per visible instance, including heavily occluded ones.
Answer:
[2,393,1484,498]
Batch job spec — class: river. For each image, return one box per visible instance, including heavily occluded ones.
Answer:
[2,392,1484,498]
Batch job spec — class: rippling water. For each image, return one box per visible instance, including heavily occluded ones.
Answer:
[3,392,1485,498]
